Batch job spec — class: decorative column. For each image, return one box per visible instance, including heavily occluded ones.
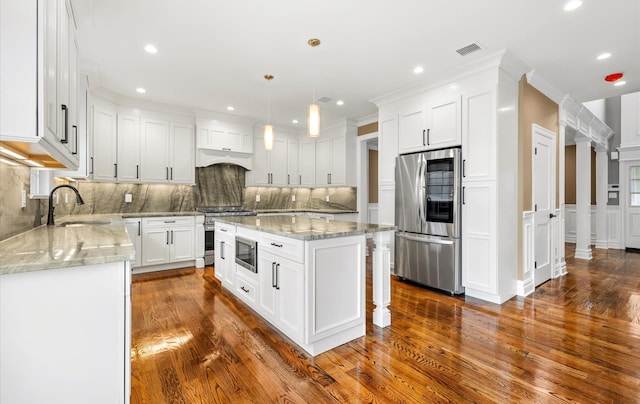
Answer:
[595,145,609,249]
[574,135,593,259]
[372,230,392,327]
[556,121,567,277]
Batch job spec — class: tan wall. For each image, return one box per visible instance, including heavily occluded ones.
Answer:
[368,149,379,203]
[518,76,559,280]
[564,145,596,205]
[519,77,560,212]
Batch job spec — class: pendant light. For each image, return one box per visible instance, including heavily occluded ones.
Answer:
[264,74,274,150]
[307,38,321,138]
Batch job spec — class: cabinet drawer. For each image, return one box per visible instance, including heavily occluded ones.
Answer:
[143,216,194,228]
[214,221,236,235]
[235,270,257,307]
[260,233,304,263]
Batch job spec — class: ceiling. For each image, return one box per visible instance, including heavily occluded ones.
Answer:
[73,0,640,130]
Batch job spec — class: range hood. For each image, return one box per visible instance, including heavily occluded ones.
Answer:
[196,148,252,170]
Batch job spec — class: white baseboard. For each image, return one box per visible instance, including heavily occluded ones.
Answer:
[517,279,534,297]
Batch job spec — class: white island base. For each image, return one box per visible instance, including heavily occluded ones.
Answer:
[214,216,394,356]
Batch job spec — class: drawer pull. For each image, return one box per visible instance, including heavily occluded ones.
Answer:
[270,242,283,248]
[219,228,227,232]
[240,286,249,293]
[164,220,176,224]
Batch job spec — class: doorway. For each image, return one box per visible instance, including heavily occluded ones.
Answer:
[357,132,378,224]
[532,124,556,287]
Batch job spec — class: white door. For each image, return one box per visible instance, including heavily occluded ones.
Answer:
[117,114,140,182]
[532,125,556,287]
[170,123,194,184]
[170,227,195,262]
[625,165,640,248]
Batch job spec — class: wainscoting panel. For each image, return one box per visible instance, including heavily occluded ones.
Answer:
[564,204,622,249]
[518,211,535,297]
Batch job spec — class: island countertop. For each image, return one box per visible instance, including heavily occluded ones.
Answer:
[0,214,136,276]
[214,215,395,240]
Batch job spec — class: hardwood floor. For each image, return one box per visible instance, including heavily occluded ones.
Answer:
[130,246,640,403]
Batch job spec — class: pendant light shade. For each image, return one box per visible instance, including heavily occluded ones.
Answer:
[263,74,274,150]
[308,103,320,137]
[264,124,274,150]
[307,38,321,138]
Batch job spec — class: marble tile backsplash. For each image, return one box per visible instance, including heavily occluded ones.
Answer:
[1,162,356,241]
[0,161,43,241]
[243,186,356,211]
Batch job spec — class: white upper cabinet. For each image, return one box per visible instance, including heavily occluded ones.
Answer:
[1,0,79,169]
[116,114,141,182]
[299,140,316,186]
[397,90,462,154]
[170,123,195,184]
[287,140,299,186]
[92,102,118,181]
[250,135,287,186]
[462,87,496,182]
[196,118,252,153]
[315,119,357,186]
[141,118,171,182]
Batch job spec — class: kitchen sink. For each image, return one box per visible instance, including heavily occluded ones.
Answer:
[57,220,112,227]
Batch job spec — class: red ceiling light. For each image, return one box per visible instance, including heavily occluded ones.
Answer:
[604,73,624,82]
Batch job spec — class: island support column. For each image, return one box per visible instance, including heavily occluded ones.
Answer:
[372,230,392,327]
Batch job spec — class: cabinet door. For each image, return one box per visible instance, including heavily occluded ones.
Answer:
[315,138,331,185]
[170,123,195,184]
[462,88,495,182]
[142,228,170,266]
[92,106,118,181]
[398,107,427,154]
[378,115,398,184]
[57,0,69,147]
[287,140,299,186]
[140,118,170,182]
[170,226,195,262]
[117,115,141,182]
[123,219,141,268]
[299,140,316,186]
[275,257,304,341]
[252,136,270,185]
[68,29,79,156]
[270,138,288,185]
[222,237,235,288]
[43,0,58,141]
[461,181,496,294]
[329,135,346,185]
[257,251,277,321]
[426,94,461,149]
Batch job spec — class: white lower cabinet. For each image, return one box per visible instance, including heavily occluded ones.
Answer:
[221,227,365,356]
[257,249,304,342]
[0,261,131,404]
[123,218,142,268]
[141,217,195,267]
[214,222,236,287]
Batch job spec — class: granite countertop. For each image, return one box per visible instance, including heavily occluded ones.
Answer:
[255,209,358,214]
[215,215,395,241]
[0,214,135,276]
[122,211,203,218]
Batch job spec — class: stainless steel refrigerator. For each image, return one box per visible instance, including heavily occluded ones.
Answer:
[395,147,464,294]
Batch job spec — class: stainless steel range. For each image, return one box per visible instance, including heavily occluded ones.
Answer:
[197,206,257,266]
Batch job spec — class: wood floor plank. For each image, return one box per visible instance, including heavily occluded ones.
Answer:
[130,245,640,403]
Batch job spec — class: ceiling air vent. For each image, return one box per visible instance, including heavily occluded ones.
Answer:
[456,43,482,56]
[317,96,332,103]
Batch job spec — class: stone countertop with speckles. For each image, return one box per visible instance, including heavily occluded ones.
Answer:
[254,209,358,214]
[0,212,202,276]
[214,215,395,241]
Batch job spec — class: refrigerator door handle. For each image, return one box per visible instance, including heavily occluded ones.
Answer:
[397,232,454,245]
[419,158,427,224]
[415,159,424,225]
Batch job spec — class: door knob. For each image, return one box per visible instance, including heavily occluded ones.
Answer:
[549,213,557,219]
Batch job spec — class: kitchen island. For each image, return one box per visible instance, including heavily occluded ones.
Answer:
[0,215,135,404]
[214,215,395,356]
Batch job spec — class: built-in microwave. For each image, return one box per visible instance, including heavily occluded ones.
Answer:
[235,236,257,273]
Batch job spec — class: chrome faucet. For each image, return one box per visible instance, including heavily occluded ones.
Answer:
[47,185,85,225]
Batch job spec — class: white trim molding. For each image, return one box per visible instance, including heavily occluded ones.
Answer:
[553,208,567,277]
[564,204,623,249]
[518,211,535,297]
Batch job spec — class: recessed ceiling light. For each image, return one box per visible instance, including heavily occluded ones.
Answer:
[144,44,158,54]
[136,87,146,94]
[227,106,235,111]
[564,0,582,11]
[292,119,299,124]
[336,100,344,106]
[413,66,424,74]
[614,81,626,87]
[597,53,611,60]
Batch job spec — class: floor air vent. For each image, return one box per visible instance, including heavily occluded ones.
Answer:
[456,43,482,56]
